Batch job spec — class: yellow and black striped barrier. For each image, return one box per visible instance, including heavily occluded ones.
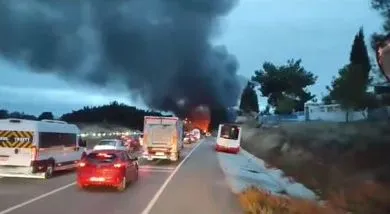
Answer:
[0,130,34,148]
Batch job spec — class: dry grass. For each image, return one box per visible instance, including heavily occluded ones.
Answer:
[240,121,390,214]
[239,187,338,214]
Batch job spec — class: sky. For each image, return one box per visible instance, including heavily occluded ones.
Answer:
[0,0,384,116]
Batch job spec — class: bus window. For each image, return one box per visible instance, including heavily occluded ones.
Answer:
[219,125,239,140]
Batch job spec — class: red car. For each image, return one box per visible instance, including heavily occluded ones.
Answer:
[77,150,139,191]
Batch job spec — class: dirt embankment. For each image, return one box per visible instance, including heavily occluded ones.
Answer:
[240,121,390,214]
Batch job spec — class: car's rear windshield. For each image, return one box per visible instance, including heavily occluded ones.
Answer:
[98,140,117,146]
[219,125,240,140]
[87,152,118,163]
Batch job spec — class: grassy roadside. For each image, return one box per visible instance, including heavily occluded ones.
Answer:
[239,121,390,214]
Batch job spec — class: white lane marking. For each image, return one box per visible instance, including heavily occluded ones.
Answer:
[0,182,76,214]
[139,169,173,173]
[141,141,203,214]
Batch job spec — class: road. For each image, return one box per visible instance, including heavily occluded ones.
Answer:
[0,138,241,214]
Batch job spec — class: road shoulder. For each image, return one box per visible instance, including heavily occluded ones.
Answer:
[148,138,242,214]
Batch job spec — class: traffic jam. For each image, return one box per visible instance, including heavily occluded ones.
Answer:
[0,115,241,193]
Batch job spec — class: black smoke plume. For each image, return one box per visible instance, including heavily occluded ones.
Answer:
[0,0,241,117]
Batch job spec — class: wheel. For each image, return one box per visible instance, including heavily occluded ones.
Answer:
[117,176,127,192]
[44,162,54,179]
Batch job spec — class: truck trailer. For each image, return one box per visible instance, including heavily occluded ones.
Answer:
[141,116,183,162]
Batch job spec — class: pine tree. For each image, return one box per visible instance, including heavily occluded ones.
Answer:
[326,28,372,121]
[239,81,259,113]
[350,27,371,87]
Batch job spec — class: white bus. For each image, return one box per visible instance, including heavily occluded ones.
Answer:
[0,119,87,179]
[215,123,242,154]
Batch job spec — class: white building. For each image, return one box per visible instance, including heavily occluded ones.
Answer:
[304,102,366,122]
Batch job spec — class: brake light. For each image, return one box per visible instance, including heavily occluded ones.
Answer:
[114,163,122,168]
[78,162,86,167]
[31,146,38,160]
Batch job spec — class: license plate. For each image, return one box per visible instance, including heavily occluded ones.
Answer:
[155,152,165,156]
[90,177,105,182]
[0,157,8,161]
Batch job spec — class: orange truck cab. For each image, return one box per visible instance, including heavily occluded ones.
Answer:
[142,116,183,162]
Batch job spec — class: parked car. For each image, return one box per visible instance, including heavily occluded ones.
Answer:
[76,150,138,191]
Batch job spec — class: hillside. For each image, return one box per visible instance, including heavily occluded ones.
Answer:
[241,120,390,213]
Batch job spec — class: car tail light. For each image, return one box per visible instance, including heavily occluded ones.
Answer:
[114,163,123,168]
[78,162,86,167]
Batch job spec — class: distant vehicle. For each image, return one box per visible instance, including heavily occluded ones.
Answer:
[0,119,87,179]
[93,139,127,151]
[191,128,201,140]
[142,116,183,161]
[215,124,242,154]
[184,132,197,144]
[124,135,141,152]
[76,150,138,191]
[183,133,189,144]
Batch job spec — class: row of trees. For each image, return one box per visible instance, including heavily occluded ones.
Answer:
[239,26,387,118]
[0,110,53,121]
[0,102,166,131]
[0,101,229,131]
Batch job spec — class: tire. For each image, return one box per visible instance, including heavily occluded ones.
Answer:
[44,161,55,179]
[117,176,127,192]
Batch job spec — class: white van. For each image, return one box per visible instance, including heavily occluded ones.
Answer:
[215,124,242,154]
[0,119,87,179]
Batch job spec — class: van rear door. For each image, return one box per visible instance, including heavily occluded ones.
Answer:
[0,130,35,166]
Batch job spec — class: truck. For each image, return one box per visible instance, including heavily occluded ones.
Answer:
[142,116,183,162]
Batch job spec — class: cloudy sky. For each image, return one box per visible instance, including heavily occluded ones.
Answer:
[0,0,384,116]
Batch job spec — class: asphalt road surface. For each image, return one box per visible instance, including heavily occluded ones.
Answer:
[0,138,241,214]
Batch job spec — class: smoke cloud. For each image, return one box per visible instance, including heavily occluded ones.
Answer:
[0,0,241,116]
